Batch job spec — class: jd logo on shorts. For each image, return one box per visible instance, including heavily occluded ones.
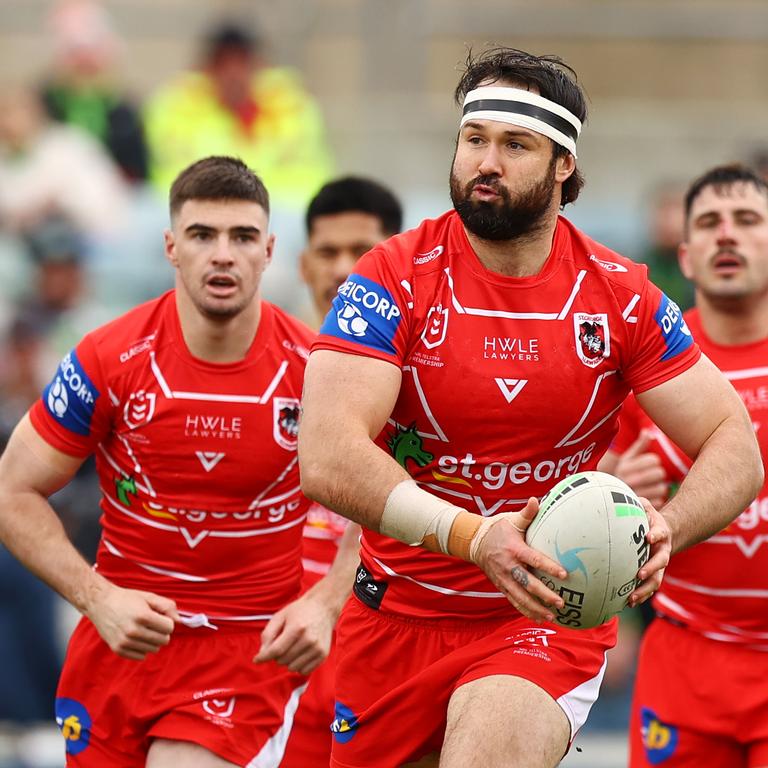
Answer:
[55,698,92,755]
[331,701,359,743]
[641,707,678,764]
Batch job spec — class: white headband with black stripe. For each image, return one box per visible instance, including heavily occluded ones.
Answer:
[461,86,582,157]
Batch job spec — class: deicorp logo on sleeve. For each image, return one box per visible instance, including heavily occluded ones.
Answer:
[43,350,100,435]
[320,274,402,355]
[654,293,693,361]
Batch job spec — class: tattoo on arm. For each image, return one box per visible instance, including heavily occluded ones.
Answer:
[511,566,529,588]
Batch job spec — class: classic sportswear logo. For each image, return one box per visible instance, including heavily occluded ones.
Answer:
[119,333,155,363]
[589,254,627,272]
[43,350,100,436]
[414,245,443,265]
[321,273,402,355]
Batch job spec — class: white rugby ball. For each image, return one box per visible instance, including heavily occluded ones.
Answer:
[526,471,650,630]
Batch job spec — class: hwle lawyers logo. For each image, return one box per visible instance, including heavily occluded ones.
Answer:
[185,415,242,440]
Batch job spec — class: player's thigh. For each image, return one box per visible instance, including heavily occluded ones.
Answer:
[440,675,569,768]
[146,738,240,768]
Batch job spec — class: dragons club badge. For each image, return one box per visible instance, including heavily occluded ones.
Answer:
[273,397,300,450]
[574,313,610,368]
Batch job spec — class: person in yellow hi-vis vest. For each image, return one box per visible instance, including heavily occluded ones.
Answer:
[144,23,333,210]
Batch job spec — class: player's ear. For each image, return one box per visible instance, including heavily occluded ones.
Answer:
[678,241,693,280]
[164,230,179,268]
[299,248,310,283]
[554,151,576,184]
[264,233,276,269]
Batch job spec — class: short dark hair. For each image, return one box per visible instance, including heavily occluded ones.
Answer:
[684,163,768,229]
[454,47,587,206]
[169,156,270,218]
[203,22,259,62]
[305,176,403,236]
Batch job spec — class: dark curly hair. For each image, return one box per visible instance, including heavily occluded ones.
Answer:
[454,47,588,206]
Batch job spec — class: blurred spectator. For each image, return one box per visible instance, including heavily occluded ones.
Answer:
[15,216,114,366]
[0,84,128,237]
[0,301,61,732]
[144,20,333,209]
[637,181,694,310]
[747,147,768,183]
[40,0,148,183]
[2,216,106,562]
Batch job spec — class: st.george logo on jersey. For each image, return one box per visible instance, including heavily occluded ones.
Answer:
[573,313,610,368]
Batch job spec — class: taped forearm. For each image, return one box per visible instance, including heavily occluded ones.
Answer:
[380,479,483,560]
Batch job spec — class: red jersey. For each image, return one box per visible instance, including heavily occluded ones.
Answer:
[313,211,700,620]
[30,291,314,622]
[613,308,768,648]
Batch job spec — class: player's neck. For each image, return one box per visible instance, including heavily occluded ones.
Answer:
[175,291,261,363]
[463,209,558,277]
[696,291,768,346]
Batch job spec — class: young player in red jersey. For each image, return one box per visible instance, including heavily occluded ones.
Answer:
[279,177,403,767]
[298,49,763,768]
[603,165,768,768]
[0,156,352,768]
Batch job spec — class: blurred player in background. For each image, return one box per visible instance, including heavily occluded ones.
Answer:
[298,48,762,768]
[0,156,348,768]
[280,175,403,767]
[603,164,768,768]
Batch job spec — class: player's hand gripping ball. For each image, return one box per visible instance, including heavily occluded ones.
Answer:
[525,471,650,629]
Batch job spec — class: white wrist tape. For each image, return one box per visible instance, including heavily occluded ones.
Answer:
[380,479,481,559]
